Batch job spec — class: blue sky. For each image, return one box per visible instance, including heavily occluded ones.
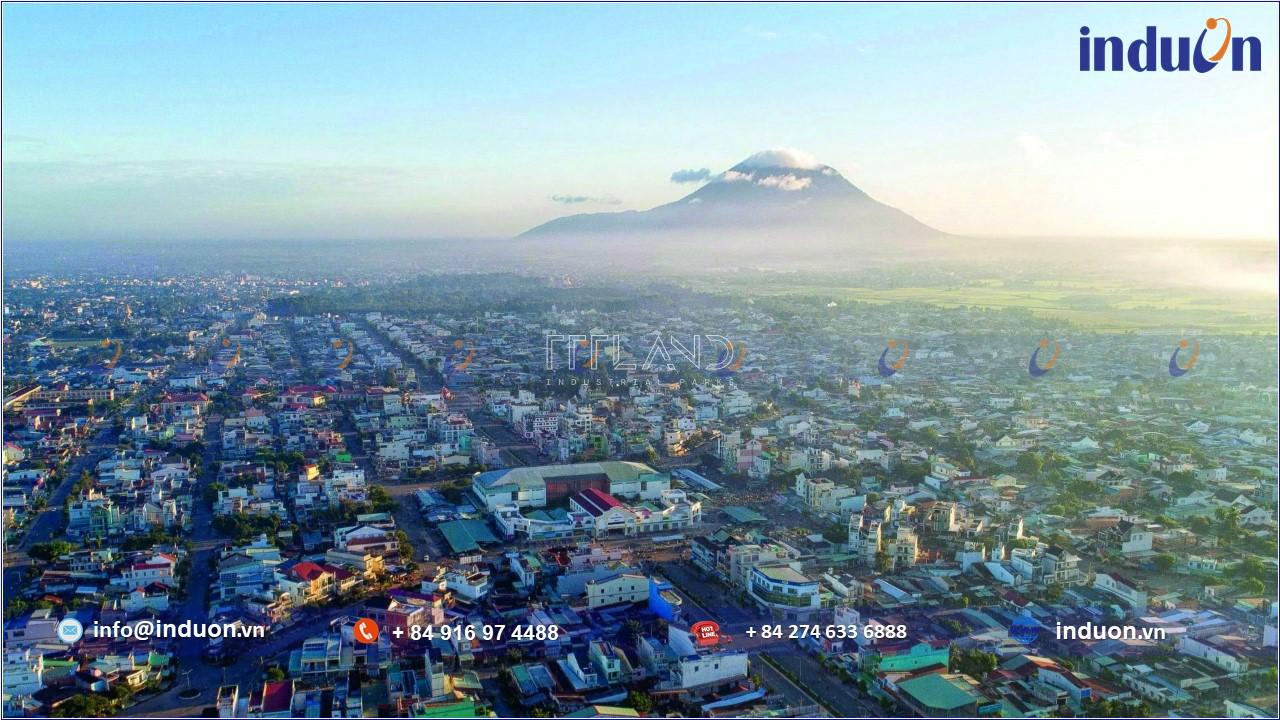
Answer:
[3,2,1277,241]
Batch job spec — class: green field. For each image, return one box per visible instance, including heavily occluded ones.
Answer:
[45,338,111,349]
[715,278,1277,333]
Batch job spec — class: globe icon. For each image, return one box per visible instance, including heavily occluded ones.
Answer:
[1010,615,1039,645]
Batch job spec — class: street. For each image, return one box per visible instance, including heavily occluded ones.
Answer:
[658,560,885,718]
[3,395,143,594]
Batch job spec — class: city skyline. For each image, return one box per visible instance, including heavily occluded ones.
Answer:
[3,2,1278,243]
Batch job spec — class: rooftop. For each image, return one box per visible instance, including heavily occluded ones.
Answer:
[899,673,981,711]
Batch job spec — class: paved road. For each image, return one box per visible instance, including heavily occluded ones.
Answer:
[658,560,884,718]
[469,413,538,467]
[117,419,230,716]
[358,317,443,392]
[127,597,369,716]
[3,413,127,595]
[383,482,447,568]
[125,414,379,717]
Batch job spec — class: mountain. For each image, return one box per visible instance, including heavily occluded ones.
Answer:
[519,150,941,260]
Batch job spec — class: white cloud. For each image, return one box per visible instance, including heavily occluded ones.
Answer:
[550,194,622,205]
[736,148,821,170]
[756,174,812,191]
[719,170,754,183]
[670,168,712,183]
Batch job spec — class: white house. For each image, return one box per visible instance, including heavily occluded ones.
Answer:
[1093,572,1148,613]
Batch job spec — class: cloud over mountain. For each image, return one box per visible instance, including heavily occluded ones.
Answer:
[733,148,821,170]
[670,168,712,184]
[520,149,941,266]
[550,194,621,205]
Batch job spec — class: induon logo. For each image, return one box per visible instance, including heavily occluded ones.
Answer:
[1080,18,1261,72]
[450,339,477,372]
[714,340,748,378]
[1169,339,1201,377]
[878,339,909,378]
[1027,339,1061,378]
[1010,614,1040,645]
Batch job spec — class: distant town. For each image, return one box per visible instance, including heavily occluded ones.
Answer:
[2,270,1276,719]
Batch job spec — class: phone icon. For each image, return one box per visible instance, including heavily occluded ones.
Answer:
[354,618,379,644]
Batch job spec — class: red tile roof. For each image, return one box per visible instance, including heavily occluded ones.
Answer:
[260,680,293,713]
[290,561,330,582]
[572,487,624,517]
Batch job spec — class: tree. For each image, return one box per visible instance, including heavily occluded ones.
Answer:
[822,523,849,544]
[213,513,282,544]
[29,540,76,562]
[1214,506,1240,539]
[53,694,117,717]
[629,690,653,713]
[1236,556,1270,582]
[621,619,645,643]
[122,526,180,552]
[203,481,228,506]
[1152,553,1176,572]
[1188,516,1213,536]
[1086,698,1149,718]
[70,470,95,496]
[368,485,397,513]
[1015,452,1043,477]
[1238,577,1265,595]
[394,529,414,562]
[874,551,892,573]
[1167,470,1200,496]
[950,647,998,679]
[265,666,286,682]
